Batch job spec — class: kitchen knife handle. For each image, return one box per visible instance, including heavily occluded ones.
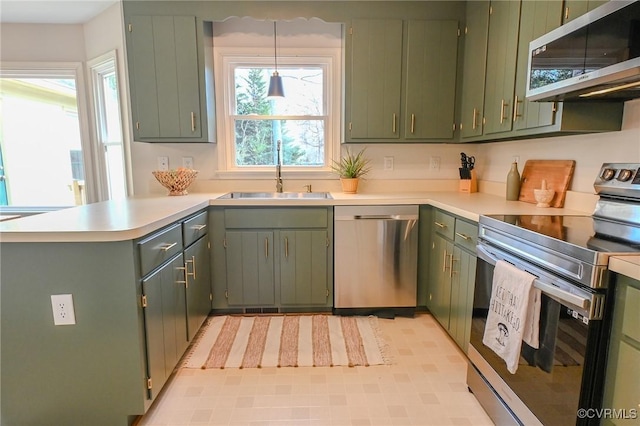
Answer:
[411,114,415,134]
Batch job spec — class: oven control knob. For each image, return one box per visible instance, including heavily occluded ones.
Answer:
[617,169,633,182]
[601,168,616,181]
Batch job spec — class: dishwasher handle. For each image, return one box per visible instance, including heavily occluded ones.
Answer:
[337,214,419,221]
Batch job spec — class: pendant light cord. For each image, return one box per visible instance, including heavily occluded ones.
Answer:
[273,21,278,72]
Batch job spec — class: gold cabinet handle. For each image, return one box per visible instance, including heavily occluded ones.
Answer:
[500,99,509,124]
[392,113,397,134]
[191,112,196,132]
[565,6,570,20]
[285,237,289,258]
[455,232,471,241]
[442,250,450,272]
[265,237,269,259]
[410,114,416,134]
[513,95,523,122]
[449,255,457,278]
[186,255,196,279]
[434,221,446,229]
[191,224,207,231]
[472,108,478,130]
[176,265,188,287]
[160,242,177,252]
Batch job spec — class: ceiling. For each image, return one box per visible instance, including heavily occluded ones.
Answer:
[1,0,118,24]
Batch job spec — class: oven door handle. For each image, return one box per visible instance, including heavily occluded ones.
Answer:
[477,244,591,311]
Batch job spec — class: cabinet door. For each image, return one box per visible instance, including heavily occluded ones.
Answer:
[563,0,607,23]
[513,0,562,132]
[225,231,275,306]
[460,0,490,139]
[141,254,186,399]
[428,233,453,329]
[450,246,477,353]
[128,15,202,140]
[483,0,522,136]
[347,19,403,140]
[404,20,458,140]
[280,230,329,306]
[184,236,211,340]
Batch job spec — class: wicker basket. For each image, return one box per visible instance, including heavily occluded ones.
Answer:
[152,169,198,196]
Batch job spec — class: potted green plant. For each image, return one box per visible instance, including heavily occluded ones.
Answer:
[331,147,371,193]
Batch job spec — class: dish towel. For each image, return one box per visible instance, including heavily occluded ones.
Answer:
[482,260,541,374]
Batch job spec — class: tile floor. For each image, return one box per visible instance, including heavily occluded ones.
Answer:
[137,314,494,426]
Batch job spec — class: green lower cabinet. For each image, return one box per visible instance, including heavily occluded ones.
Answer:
[426,208,477,353]
[212,207,333,311]
[185,235,212,340]
[280,230,330,306]
[428,233,454,329]
[450,246,477,353]
[225,231,275,306]
[602,275,640,425]
[142,254,188,399]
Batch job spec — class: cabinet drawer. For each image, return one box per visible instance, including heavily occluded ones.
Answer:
[183,210,208,247]
[433,209,455,239]
[224,208,328,229]
[622,285,640,343]
[138,224,183,276]
[454,219,478,254]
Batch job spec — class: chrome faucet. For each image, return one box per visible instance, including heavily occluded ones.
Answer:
[275,140,283,193]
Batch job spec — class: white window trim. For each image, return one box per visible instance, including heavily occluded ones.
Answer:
[0,62,97,205]
[87,50,130,201]
[214,46,341,179]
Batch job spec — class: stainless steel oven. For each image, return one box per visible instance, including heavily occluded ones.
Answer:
[467,163,640,425]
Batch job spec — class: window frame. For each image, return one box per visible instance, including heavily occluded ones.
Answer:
[214,47,341,178]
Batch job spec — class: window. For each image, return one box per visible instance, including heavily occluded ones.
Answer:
[216,47,341,175]
[0,65,90,209]
[88,51,128,200]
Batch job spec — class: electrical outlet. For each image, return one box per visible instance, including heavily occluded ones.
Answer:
[383,156,394,171]
[157,156,169,171]
[430,156,441,170]
[51,294,76,326]
[182,157,194,169]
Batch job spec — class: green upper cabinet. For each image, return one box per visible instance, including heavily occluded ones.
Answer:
[512,0,562,132]
[563,0,608,23]
[459,0,622,142]
[482,0,522,136]
[346,19,459,143]
[126,15,214,142]
[403,20,459,140]
[347,19,403,141]
[459,0,490,139]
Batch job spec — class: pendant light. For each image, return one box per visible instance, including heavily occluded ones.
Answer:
[267,21,285,98]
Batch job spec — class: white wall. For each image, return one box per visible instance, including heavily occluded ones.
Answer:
[0,23,86,61]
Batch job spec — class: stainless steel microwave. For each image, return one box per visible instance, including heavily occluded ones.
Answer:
[526,0,640,102]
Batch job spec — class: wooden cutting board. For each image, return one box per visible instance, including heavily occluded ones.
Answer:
[518,160,576,207]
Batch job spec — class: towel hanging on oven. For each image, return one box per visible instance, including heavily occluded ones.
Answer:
[482,260,541,374]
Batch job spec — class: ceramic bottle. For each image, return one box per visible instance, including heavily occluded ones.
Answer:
[506,162,521,201]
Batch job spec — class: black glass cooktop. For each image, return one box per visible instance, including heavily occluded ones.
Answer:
[482,214,640,254]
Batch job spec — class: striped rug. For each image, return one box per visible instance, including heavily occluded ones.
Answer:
[182,315,390,369]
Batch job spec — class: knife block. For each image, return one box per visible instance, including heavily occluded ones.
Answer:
[459,169,477,193]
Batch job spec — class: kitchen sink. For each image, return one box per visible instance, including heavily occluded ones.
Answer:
[218,191,333,200]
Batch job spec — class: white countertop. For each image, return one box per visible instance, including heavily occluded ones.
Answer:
[0,191,588,243]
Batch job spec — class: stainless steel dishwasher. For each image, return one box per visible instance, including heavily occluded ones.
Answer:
[334,205,419,316]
